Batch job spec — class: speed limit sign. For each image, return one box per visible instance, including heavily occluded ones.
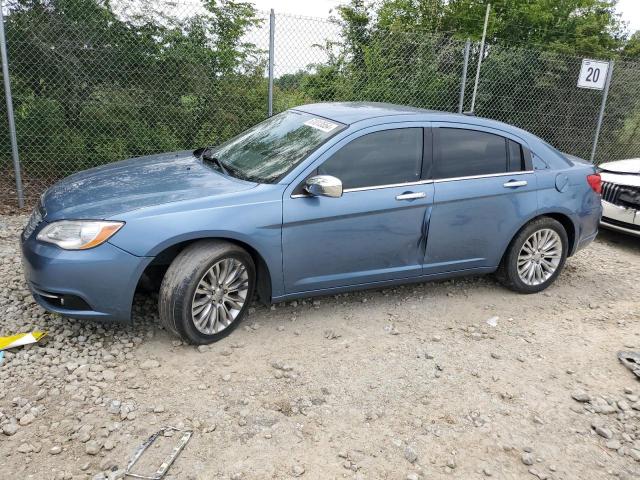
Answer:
[577,59,609,90]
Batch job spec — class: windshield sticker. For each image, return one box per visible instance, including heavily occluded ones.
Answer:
[304,118,339,133]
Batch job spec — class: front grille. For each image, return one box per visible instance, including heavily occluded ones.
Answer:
[602,181,640,209]
[22,202,45,240]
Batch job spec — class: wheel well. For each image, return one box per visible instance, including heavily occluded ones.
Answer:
[135,238,272,304]
[543,213,576,255]
[500,213,576,266]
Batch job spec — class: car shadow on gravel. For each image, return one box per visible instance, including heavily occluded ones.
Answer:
[597,229,640,254]
[128,273,507,346]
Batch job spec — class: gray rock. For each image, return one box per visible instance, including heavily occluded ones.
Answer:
[528,468,548,480]
[628,449,640,462]
[291,464,305,476]
[49,445,62,455]
[85,440,101,455]
[595,426,613,439]
[19,412,35,426]
[404,446,418,464]
[2,423,18,436]
[17,443,33,453]
[618,400,631,411]
[572,391,591,402]
[140,359,160,370]
[605,440,622,450]
[521,452,534,466]
[108,400,121,414]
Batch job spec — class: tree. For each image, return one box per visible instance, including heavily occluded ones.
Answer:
[295,0,638,160]
[1,0,267,178]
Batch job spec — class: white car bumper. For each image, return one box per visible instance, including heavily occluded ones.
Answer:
[600,200,640,237]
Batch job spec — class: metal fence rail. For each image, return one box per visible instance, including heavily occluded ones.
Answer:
[1,1,639,208]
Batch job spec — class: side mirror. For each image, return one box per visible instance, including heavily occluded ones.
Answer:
[305,175,343,198]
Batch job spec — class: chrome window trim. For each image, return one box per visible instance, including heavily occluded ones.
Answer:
[434,170,534,183]
[290,171,534,198]
[344,179,433,193]
[290,179,433,198]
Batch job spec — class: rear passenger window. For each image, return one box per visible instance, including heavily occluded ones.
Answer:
[435,128,523,179]
[318,128,423,189]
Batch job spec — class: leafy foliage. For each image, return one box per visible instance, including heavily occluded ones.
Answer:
[291,0,640,161]
[1,0,267,177]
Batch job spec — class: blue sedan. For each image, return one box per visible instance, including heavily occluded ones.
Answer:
[21,102,602,344]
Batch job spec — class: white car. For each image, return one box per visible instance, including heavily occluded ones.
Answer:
[599,159,640,237]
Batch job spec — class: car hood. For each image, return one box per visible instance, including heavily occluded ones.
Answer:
[41,151,258,221]
[599,159,640,175]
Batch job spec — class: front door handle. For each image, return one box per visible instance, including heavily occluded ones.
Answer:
[503,180,528,188]
[395,192,426,201]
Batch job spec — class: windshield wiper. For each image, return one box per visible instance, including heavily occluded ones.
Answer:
[199,147,229,176]
[195,146,257,182]
[221,162,254,182]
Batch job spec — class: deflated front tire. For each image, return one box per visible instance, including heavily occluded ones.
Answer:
[158,240,255,345]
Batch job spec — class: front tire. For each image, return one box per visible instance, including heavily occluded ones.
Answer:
[497,217,568,293]
[159,240,255,345]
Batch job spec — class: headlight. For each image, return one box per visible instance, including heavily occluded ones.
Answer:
[37,221,124,250]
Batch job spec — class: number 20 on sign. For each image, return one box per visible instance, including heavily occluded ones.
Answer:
[577,59,609,90]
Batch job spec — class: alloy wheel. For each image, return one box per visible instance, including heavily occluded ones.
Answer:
[191,258,249,335]
[516,228,562,286]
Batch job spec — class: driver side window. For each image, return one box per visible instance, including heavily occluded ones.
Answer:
[318,128,423,190]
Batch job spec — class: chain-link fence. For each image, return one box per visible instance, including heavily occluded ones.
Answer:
[1,1,639,209]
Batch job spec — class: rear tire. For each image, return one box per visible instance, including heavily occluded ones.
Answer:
[497,217,568,293]
[159,240,255,345]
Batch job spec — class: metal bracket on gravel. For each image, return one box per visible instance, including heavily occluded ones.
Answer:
[618,351,640,380]
[124,426,192,479]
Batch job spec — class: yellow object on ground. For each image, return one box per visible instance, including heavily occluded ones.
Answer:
[0,331,47,350]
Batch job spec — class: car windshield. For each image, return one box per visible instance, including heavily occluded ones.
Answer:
[207,110,345,183]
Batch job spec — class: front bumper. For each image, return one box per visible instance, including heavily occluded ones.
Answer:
[600,200,640,237]
[21,235,153,323]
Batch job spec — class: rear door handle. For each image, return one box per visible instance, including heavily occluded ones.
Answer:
[503,180,528,188]
[395,192,426,201]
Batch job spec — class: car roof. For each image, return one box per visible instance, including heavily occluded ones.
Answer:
[293,101,537,143]
[293,102,438,124]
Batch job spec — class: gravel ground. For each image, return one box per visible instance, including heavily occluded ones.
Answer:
[0,214,639,480]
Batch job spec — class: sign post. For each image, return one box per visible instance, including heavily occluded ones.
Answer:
[577,59,614,163]
[0,0,25,208]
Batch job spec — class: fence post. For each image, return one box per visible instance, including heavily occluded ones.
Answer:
[469,3,490,114]
[458,40,470,114]
[0,0,24,208]
[267,8,275,117]
[590,60,614,164]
